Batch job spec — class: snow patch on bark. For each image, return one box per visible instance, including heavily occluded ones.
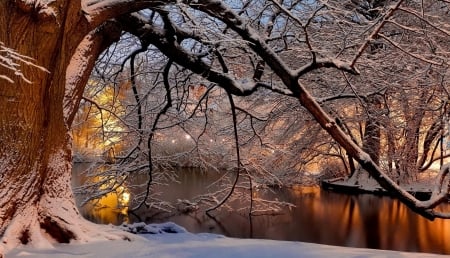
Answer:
[1,206,53,255]
[81,0,135,22]
[0,41,48,84]
[16,0,57,21]
[0,150,18,176]
[35,0,57,18]
[357,151,372,164]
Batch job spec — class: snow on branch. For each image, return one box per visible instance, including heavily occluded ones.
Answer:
[294,58,359,79]
[416,164,450,211]
[82,0,171,28]
[350,0,405,67]
[186,0,359,92]
[317,87,386,103]
[119,13,293,97]
[0,42,48,84]
[378,33,444,66]
[398,7,450,36]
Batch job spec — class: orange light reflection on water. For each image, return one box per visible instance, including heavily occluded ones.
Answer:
[83,189,130,225]
[73,165,450,255]
[284,187,450,253]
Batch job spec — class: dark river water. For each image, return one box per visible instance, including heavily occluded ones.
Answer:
[72,163,450,255]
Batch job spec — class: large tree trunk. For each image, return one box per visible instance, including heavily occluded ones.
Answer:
[347,96,382,185]
[361,96,382,166]
[0,1,127,253]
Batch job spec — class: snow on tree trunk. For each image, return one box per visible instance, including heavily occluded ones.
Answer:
[0,1,128,254]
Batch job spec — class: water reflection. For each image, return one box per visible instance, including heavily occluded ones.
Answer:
[72,163,131,224]
[72,164,450,254]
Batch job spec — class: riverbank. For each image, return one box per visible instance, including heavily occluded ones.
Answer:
[320,176,448,201]
[7,223,448,258]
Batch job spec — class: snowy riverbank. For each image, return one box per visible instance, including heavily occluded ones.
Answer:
[6,222,448,258]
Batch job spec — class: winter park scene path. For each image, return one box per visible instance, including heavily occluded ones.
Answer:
[1,0,450,257]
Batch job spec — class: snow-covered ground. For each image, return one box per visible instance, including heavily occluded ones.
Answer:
[6,222,448,258]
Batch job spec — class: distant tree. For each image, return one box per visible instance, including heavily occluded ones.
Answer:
[0,0,449,254]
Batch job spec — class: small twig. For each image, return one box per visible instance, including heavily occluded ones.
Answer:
[206,91,241,215]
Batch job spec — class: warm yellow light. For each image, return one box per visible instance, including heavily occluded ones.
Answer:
[72,81,126,156]
[121,192,130,204]
[117,186,130,207]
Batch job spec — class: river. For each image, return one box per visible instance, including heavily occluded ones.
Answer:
[72,163,450,255]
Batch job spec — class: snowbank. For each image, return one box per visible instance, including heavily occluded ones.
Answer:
[7,223,447,258]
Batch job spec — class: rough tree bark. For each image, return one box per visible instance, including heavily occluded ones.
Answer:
[0,1,130,253]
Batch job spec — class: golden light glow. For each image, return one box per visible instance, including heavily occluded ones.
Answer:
[121,192,130,204]
[72,80,127,158]
[117,186,131,207]
[86,185,130,225]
